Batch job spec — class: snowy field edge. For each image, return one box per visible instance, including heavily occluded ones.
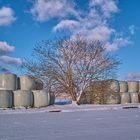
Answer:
[0,103,140,115]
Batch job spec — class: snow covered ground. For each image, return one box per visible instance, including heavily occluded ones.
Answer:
[0,104,140,140]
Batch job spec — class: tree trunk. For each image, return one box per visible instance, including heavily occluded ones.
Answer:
[70,92,77,101]
[76,89,85,105]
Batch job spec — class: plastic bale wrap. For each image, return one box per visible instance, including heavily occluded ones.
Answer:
[119,81,128,92]
[13,90,33,108]
[130,92,139,103]
[19,75,36,90]
[105,80,121,104]
[32,90,50,108]
[120,92,131,104]
[86,81,108,104]
[0,73,18,90]
[0,90,13,108]
[106,93,121,104]
[127,81,139,93]
[106,79,120,93]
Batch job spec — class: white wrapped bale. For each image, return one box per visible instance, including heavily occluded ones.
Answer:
[120,92,131,104]
[0,90,13,108]
[32,90,50,108]
[130,92,139,103]
[119,81,128,92]
[127,81,139,92]
[13,90,33,108]
[0,73,18,90]
[106,79,120,93]
[19,75,36,90]
[106,93,121,104]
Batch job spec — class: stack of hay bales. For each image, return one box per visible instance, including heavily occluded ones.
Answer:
[79,79,121,105]
[78,81,105,104]
[127,81,139,103]
[0,73,17,108]
[13,75,35,108]
[0,73,55,109]
[79,79,140,105]
[0,73,139,107]
[119,81,140,104]
[105,80,121,104]
[119,81,130,104]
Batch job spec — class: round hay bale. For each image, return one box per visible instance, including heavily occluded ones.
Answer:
[119,81,128,92]
[0,90,13,108]
[0,73,18,90]
[106,79,120,93]
[93,96,101,104]
[130,92,139,103]
[13,90,33,108]
[89,81,103,104]
[106,93,121,104]
[127,81,139,92]
[120,92,131,104]
[19,75,36,90]
[32,90,50,108]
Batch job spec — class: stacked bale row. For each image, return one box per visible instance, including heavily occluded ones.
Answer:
[120,81,139,104]
[79,79,140,105]
[100,80,140,104]
[0,73,55,109]
[79,80,121,104]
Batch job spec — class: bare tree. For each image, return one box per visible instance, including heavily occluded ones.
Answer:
[23,36,120,104]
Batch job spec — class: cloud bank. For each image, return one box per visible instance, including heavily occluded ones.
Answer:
[126,72,140,80]
[31,0,77,22]
[0,55,22,65]
[0,41,15,53]
[31,0,131,52]
[0,41,22,73]
[0,6,19,73]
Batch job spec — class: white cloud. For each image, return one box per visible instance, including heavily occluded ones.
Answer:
[31,0,77,22]
[126,72,140,80]
[0,41,15,53]
[105,37,131,52]
[79,26,115,41]
[89,0,119,18]
[0,41,22,68]
[53,19,79,32]
[0,7,16,26]
[0,55,22,65]
[53,0,131,52]
[30,0,131,52]
[128,25,136,35]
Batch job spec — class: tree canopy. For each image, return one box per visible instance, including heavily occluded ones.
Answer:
[23,36,120,104]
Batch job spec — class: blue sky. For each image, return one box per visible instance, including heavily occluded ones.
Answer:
[0,0,140,80]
